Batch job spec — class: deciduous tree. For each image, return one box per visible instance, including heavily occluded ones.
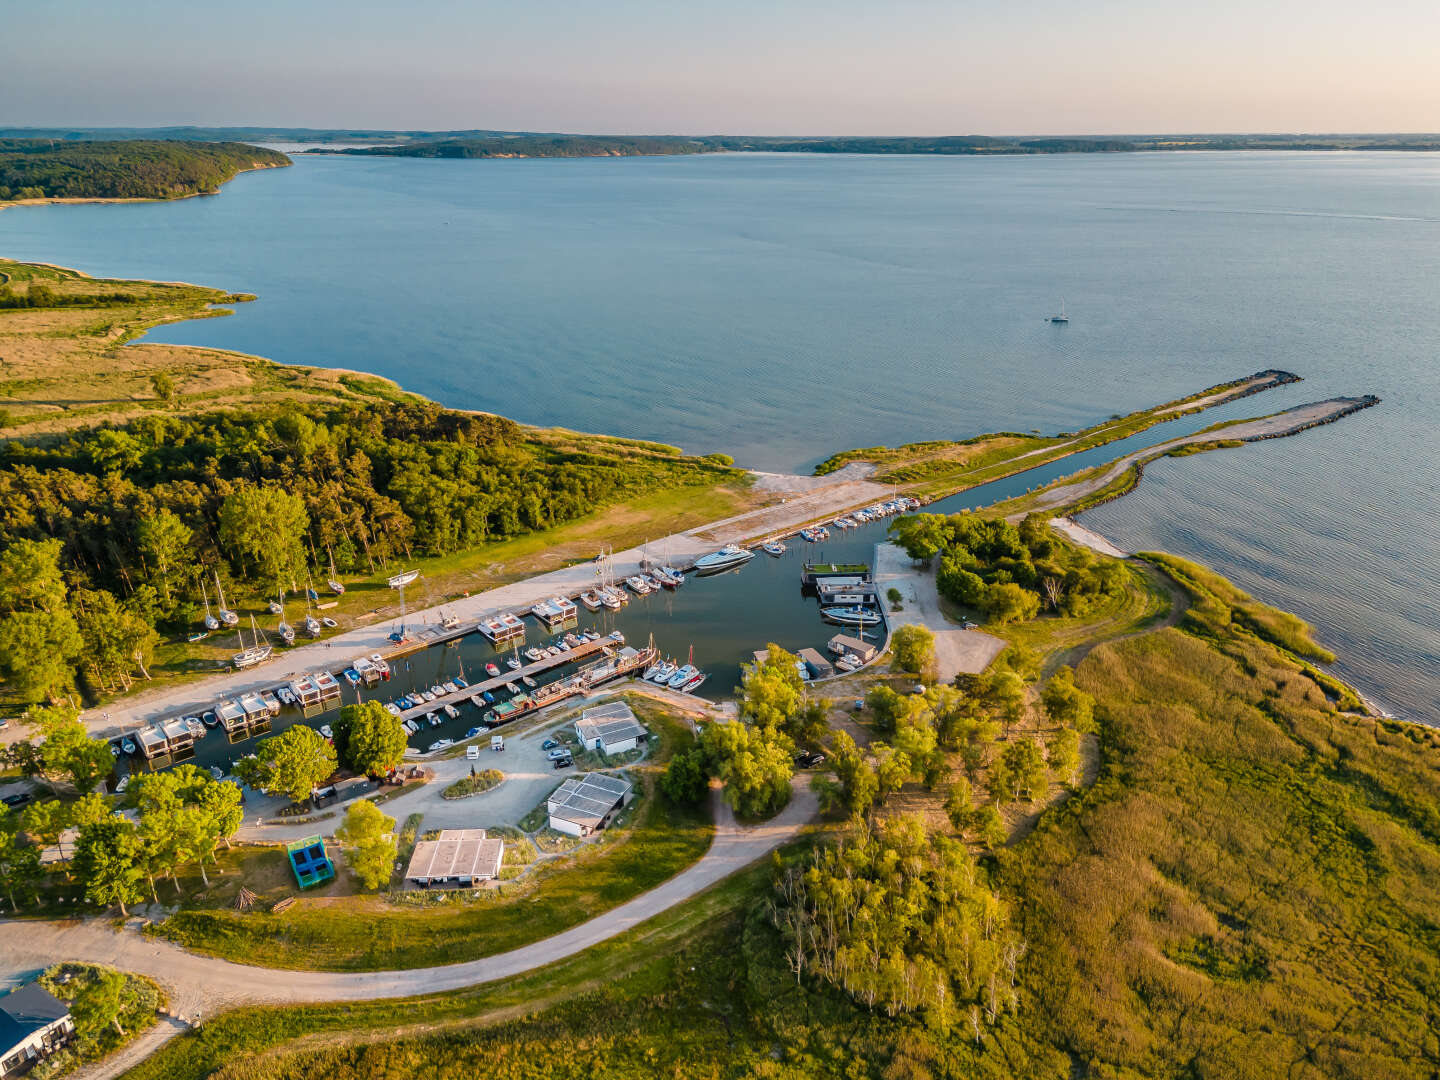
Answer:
[218,486,310,589]
[1041,666,1096,733]
[74,818,145,917]
[334,701,407,777]
[0,812,43,909]
[700,721,793,820]
[336,800,396,891]
[890,624,937,680]
[235,725,336,804]
[660,749,708,805]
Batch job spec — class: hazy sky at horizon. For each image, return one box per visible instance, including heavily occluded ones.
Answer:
[4,0,1438,134]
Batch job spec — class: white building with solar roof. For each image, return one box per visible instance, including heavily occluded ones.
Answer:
[547,772,633,837]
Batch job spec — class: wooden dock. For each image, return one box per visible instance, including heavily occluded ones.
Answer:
[395,632,631,724]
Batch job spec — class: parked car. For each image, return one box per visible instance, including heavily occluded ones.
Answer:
[551,755,573,770]
[547,748,570,761]
[542,738,559,750]
[795,751,826,769]
[491,735,505,752]
[2,791,33,808]
[466,745,480,760]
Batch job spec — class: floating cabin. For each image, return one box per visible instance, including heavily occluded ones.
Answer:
[801,561,872,591]
[828,633,878,663]
[529,596,579,628]
[814,576,879,606]
[797,648,835,680]
[477,613,526,644]
[285,835,335,889]
[137,717,196,760]
[574,701,648,755]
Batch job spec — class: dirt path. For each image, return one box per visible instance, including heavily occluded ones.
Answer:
[0,780,818,1035]
[1040,562,1190,680]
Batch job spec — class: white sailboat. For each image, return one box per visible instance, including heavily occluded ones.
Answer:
[277,595,295,646]
[1049,298,1069,324]
[232,615,273,670]
[326,548,345,595]
[213,572,239,627]
[200,580,220,631]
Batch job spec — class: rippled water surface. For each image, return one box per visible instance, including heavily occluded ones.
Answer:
[1,151,1437,721]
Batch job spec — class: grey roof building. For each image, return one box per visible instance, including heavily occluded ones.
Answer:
[547,772,633,836]
[574,701,648,755]
[1,983,74,1078]
[404,829,504,886]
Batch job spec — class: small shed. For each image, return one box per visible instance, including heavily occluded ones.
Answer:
[797,648,835,680]
[574,701,647,755]
[547,773,633,837]
[405,829,503,887]
[285,834,335,889]
[828,633,878,663]
[0,983,74,1077]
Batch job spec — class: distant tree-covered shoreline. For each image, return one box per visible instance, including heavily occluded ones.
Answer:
[0,140,290,202]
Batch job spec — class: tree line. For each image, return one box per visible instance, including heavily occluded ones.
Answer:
[0,398,737,704]
[0,139,289,201]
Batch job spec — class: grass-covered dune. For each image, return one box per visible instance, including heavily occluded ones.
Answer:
[0,139,288,202]
[119,555,1440,1079]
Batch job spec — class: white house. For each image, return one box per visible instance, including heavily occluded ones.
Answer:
[574,701,647,756]
[0,983,74,1078]
[404,829,504,888]
[547,773,633,837]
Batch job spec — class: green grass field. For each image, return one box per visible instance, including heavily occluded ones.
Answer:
[154,707,711,970]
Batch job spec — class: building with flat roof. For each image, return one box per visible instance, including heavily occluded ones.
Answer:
[828,633,878,663]
[405,829,504,887]
[797,648,835,680]
[0,983,73,1078]
[547,772,633,837]
[574,701,647,755]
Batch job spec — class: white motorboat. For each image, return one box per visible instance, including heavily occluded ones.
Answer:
[761,539,786,557]
[667,664,698,689]
[820,605,883,627]
[650,660,677,684]
[693,545,755,573]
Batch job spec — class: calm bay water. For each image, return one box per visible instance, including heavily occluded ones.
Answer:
[1,151,1437,724]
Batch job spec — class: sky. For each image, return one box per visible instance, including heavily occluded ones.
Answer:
[4,0,1438,135]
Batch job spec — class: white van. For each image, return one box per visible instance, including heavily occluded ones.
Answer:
[491,734,505,752]
[466,744,480,760]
